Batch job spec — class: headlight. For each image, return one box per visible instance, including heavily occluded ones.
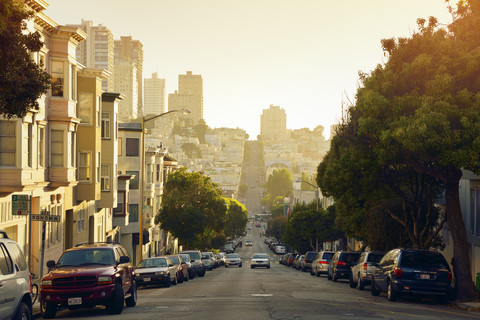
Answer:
[155,271,165,275]
[98,276,114,285]
[41,280,52,288]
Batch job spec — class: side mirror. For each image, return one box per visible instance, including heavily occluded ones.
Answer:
[46,260,56,269]
[119,256,130,264]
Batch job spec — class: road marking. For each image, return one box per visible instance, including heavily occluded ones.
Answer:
[251,294,273,297]
[156,306,168,309]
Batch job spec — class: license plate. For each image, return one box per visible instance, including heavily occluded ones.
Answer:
[420,274,430,280]
[68,297,82,306]
[144,277,151,282]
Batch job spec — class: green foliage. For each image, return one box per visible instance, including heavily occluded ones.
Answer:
[300,172,317,191]
[224,198,248,238]
[262,168,293,210]
[267,216,287,240]
[155,168,227,249]
[0,0,51,118]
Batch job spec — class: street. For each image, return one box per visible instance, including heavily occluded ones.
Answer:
[40,227,479,320]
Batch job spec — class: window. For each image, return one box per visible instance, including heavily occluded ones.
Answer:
[78,93,92,124]
[50,130,64,167]
[128,204,138,223]
[0,244,14,275]
[156,164,161,182]
[51,61,64,97]
[146,163,153,184]
[97,152,101,183]
[27,123,32,167]
[77,208,85,232]
[78,152,91,182]
[118,138,122,156]
[0,120,16,166]
[126,138,139,156]
[96,96,101,127]
[38,127,45,167]
[70,132,75,167]
[114,112,118,139]
[101,112,110,139]
[101,164,110,191]
[126,171,139,189]
[70,64,76,100]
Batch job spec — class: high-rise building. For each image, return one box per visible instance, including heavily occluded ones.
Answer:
[114,61,138,121]
[68,20,114,91]
[168,71,203,124]
[144,73,166,116]
[260,105,289,141]
[114,36,143,115]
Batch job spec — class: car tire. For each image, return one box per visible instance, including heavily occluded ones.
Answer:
[371,278,380,296]
[42,302,57,319]
[267,265,270,269]
[327,270,332,281]
[349,273,356,288]
[165,275,172,287]
[225,265,229,268]
[107,282,125,315]
[199,270,205,277]
[173,273,178,285]
[387,281,398,302]
[239,264,242,268]
[332,272,338,282]
[357,275,365,290]
[125,280,137,307]
[179,272,184,283]
[251,265,254,269]
[14,302,32,320]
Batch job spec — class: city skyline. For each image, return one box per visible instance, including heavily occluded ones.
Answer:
[46,0,453,139]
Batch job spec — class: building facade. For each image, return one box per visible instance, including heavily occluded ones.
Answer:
[260,105,289,141]
[168,71,203,124]
[144,72,166,116]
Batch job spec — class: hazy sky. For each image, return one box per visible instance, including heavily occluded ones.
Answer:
[46,0,453,139]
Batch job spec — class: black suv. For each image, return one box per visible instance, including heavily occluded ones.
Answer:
[371,249,452,303]
[41,242,137,318]
[302,251,318,272]
[327,251,361,282]
[180,250,206,277]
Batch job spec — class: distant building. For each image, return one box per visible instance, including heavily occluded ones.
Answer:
[114,61,138,121]
[168,71,203,124]
[114,36,143,116]
[144,73,166,116]
[260,105,289,141]
[68,20,114,91]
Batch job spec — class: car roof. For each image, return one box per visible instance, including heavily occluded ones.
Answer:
[67,242,120,251]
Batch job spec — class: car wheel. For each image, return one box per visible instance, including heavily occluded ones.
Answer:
[387,281,398,302]
[42,301,57,319]
[179,272,184,283]
[332,272,338,282]
[267,265,270,269]
[371,278,380,296]
[107,282,125,315]
[225,265,229,268]
[349,273,355,288]
[251,265,254,269]
[173,272,178,285]
[239,264,242,268]
[125,280,137,307]
[357,274,365,290]
[327,270,332,281]
[199,270,205,277]
[15,302,32,320]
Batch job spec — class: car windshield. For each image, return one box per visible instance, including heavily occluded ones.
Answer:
[227,254,240,258]
[137,258,167,268]
[169,256,180,264]
[184,251,201,260]
[400,251,449,269]
[179,254,190,262]
[57,248,115,267]
[322,252,334,260]
[253,254,267,259]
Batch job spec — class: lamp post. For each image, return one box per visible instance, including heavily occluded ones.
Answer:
[296,180,320,211]
[138,109,190,264]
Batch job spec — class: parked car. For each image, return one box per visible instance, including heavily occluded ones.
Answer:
[225,253,242,267]
[41,242,136,318]
[201,253,214,270]
[136,256,178,287]
[274,245,286,255]
[287,254,298,267]
[167,254,189,282]
[179,253,196,279]
[311,251,335,276]
[294,255,305,270]
[349,251,385,290]
[327,251,361,282]
[0,229,33,320]
[371,249,452,303]
[216,252,227,266]
[302,251,318,272]
[251,253,270,269]
[180,250,206,277]
[280,253,291,265]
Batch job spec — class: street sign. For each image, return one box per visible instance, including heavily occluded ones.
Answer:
[12,195,30,215]
[31,214,61,222]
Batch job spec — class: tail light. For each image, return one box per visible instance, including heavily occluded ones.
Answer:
[337,261,347,266]
[29,273,33,293]
[363,263,368,271]
[448,271,452,281]
[394,267,402,278]
[320,261,329,264]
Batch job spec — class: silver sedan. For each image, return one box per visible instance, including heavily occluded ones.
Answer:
[251,253,270,269]
[225,253,242,267]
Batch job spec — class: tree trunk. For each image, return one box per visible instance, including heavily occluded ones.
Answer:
[445,175,476,300]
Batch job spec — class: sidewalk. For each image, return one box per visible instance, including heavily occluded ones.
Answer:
[455,300,480,311]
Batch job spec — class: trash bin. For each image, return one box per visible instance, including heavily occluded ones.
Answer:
[476,273,480,291]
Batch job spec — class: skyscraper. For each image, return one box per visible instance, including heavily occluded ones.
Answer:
[114,36,143,115]
[68,20,114,91]
[114,61,138,121]
[168,71,203,124]
[260,105,289,141]
[144,73,166,116]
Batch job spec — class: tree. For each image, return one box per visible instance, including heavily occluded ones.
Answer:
[319,2,480,299]
[155,168,227,249]
[267,216,287,240]
[262,168,293,211]
[0,0,51,118]
[224,199,248,238]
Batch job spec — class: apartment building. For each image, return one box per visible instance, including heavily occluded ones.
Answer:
[144,72,166,116]
[168,71,203,124]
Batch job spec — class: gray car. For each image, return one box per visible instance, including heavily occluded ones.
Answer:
[311,251,335,276]
[349,251,385,290]
[251,253,270,269]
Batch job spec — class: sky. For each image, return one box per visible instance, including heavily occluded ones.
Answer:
[45,0,453,139]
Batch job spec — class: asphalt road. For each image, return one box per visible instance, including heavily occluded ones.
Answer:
[41,228,480,320]
[244,141,264,216]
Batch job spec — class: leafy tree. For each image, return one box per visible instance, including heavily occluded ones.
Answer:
[319,2,480,299]
[0,0,51,118]
[155,168,227,249]
[262,168,293,210]
[267,216,287,240]
[224,198,248,238]
[300,172,317,191]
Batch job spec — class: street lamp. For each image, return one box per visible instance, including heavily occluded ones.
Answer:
[138,109,190,264]
[296,180,320,211]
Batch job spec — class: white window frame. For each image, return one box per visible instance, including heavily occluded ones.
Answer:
[0,120,16,167]
[78,92,93,124]
[101,164,110,191]
[50,129,64,167]
[77,208,85,233]
[78,151,91,182]
[101,112,110,139]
